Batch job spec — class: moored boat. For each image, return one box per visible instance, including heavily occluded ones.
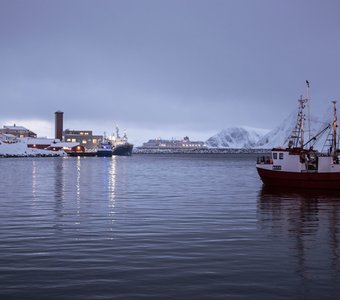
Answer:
[97,140,113,157]
[109,126,133,156]
[256,82,340,190]
[112,142,133,156]
[68,151,96,157]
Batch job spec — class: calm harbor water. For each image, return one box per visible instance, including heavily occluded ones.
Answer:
[1,154,340,299]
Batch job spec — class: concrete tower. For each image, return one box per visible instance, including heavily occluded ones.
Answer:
[55,111,64,141]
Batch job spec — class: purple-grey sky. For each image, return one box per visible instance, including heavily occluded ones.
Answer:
[1,0,340,145]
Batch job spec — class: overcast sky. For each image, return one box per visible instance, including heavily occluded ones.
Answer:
[1,0,340,145]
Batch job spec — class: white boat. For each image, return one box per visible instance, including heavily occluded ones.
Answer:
[256,82,340,190]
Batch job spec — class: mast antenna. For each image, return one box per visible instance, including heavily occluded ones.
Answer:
[306,80,311,147]
[332,100,337,159]
[287,96,307,148]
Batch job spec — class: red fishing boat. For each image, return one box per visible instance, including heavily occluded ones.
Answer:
[256,82,340,190]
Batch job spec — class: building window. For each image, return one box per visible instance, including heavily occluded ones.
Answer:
[273,153,277,159]
[279,153,284,159]
[71,139,76,142]
[82,140,87,144]
[93,139,97,144]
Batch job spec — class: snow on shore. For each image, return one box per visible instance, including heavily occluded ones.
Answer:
[0,138,66,157]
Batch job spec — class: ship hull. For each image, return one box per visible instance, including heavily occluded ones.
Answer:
[112,143,133,156]
[257,167,340,190]
[97,150,113,157]
[67,152,96,157]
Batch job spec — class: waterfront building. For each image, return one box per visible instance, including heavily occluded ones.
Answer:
[0,124,37,138]
[63,129,103,151]
[25,137,84,153]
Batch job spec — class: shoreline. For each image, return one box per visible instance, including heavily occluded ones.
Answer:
[133,148,271,154]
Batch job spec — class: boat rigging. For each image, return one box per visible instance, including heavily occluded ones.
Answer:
[256,82,340,190]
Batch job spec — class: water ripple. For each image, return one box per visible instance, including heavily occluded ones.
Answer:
[1,155,340,299]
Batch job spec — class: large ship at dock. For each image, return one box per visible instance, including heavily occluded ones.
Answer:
[95,127,133,157]
[140,136,207,150]
[109,126,133,156]
[256,82,340,190]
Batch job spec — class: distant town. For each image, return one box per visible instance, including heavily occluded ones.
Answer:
[0,111,271,157]
[0,111,134,157]
[0,111,209,157]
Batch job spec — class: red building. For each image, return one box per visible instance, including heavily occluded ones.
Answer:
[26,138,85,153]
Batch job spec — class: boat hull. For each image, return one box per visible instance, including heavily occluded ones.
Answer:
[97,150,113,157]
[112,143,133,156]
[67,152,96,157]
[257,167,340,190]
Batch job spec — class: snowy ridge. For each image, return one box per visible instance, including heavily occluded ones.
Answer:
[255,108,332,149]
[255,110,297,149]
[206,127,269,148]
[206,106,333,149]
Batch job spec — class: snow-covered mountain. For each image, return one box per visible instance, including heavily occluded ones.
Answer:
[206,106,333,149]
[255,111,297,149]
[206,127,269,148]
[255,108,331,149]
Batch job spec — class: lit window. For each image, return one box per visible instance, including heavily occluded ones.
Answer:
[71,139,76,142]
[82,140,87,144]
[93,139,97,144]
[67,138,71,142]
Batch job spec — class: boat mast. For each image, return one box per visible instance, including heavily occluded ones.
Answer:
[116,125,120,139]
[287,82,312,149]
[332,100,337,159]
[300,98,305,148]
[288,96,307,148]
[306,80,311,147]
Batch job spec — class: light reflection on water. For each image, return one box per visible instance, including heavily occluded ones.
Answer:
[31,160,37,201]
[108,157,116,224]
[1,154,340,299]
[258,186,340,288]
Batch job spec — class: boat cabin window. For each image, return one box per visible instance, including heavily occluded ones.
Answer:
[279,153,284,159]
[273,153,278,159]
